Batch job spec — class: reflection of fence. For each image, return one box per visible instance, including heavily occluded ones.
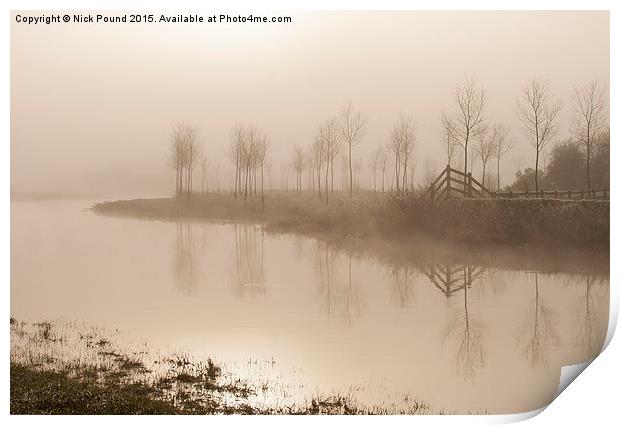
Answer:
[423,264,482,297]
[427,165,609,201]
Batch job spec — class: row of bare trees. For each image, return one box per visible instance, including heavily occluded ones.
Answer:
[169,77,606,199]
[442,75,607,192]
[291,102,368,204]
[169,123,201,200]
[228,124,271,205]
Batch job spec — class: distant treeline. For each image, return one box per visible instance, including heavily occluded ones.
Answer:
[167,76,609,200]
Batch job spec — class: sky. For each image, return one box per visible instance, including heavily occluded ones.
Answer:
[11,11,609,195]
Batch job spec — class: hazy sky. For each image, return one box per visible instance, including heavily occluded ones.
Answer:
[11,11,609,195]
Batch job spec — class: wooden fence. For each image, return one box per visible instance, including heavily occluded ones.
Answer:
[427,165,609,201]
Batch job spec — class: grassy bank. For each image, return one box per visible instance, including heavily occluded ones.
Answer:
[93,192,609,250]
[10,318,430,415]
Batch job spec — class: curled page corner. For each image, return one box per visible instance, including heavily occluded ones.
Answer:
[554,359,594,400]
[496,407,546,424]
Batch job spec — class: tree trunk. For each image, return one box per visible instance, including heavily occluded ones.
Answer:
[394,154,400,193]
[261,165,264,209]
[244,166,249,199]
[464,129,469,176]
[586,142,591,191]
[186,166,191,200]
[534,148,540,192]
[402,158,408,193]
[325,160,330,205]
[373,169,376,192]
[382,168,385,193]
[348,143,353,197]
[317,161,322,199]
[330,160,334,193]
[496,156,501,192]
[179,165,184,196]
[234,156,239,199]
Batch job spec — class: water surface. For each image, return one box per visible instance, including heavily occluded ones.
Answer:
[10,198,609,414]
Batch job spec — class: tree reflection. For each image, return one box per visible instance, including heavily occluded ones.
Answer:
[231,224,266,298]
[519,273,558,368]
[577,276,606,356]
[389,265,415,308]
[173,222,199,294]
[313,242,364,323]
[436,264,485,380]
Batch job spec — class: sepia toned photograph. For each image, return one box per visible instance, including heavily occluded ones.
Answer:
[9,6,611,417]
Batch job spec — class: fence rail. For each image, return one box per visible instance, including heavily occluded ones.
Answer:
[427,165,609,201]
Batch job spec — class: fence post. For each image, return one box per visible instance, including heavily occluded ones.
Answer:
[554,189,558,199]
[580,190,584,199]
[446,166,451,198]
[467,172,472,198]
[568,189,571,199]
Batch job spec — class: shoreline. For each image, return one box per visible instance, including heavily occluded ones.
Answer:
[91,192,610,270]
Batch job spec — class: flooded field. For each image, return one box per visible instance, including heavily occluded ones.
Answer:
[10,198,609,414]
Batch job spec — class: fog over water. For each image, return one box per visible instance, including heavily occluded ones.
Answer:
[11,11,608,195]
[10,198,609,413]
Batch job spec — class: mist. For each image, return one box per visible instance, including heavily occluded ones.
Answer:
[10,11,608,195]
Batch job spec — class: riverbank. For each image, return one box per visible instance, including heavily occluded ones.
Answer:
[10,318,431,415]
[92,192,610,251]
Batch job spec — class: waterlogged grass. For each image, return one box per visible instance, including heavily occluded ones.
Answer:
[10,318,431,415]
[93,192,609,249]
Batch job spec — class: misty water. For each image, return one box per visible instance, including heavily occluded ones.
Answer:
[11,198,609,414]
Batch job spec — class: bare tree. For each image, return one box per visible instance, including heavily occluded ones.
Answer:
[169,123,200,200]
[229,124,245,199]
[240,125,261,200]
[322,117,341,204]
[339,101,367,197]
[256,132,270,208]
[389,123,403,192]
[214,163,221,193]
[443,76,487,176]
[184,127,200,200]
[201,158,208,193]
[339,156,349,192]
[516,76,561,192]
[292,145,306,193]
[491,123,513,190]
[389,114,415,193]
[169,122,192,196]
[310,131,325,198]
[571,79,608,190]
[441,113,458,167]
[379,146,389,193]
[474,128,494,187]
[369,147,382,191]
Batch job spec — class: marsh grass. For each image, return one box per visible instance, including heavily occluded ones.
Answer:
[10,318,431,415]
